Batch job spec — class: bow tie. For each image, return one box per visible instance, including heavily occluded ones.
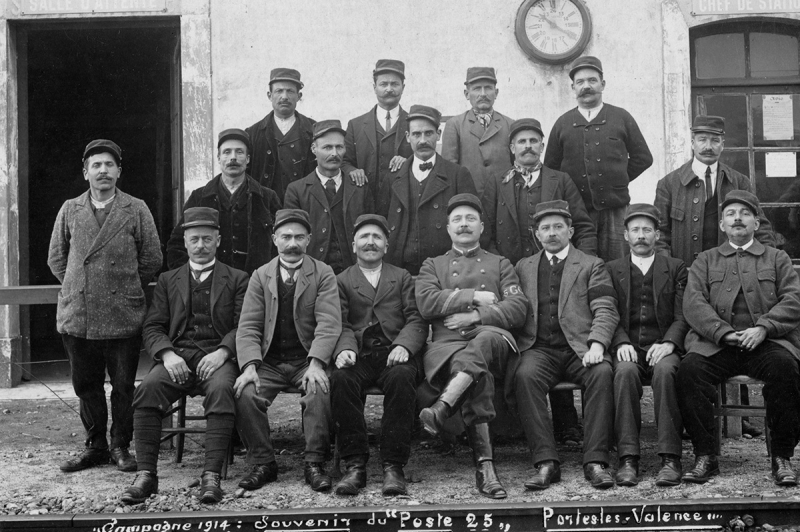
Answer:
[419,161,433,172]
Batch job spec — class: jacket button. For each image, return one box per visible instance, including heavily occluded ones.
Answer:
[484,161,490,166]
[322,228,326,233]
[595,142,599,146]
[433,203,438,208]
[693,216,699,221]
[696,182,701,187]
[435,223,441,229]
[481,269,485,273]
[267,150,272,154]
[319,247,324,252]
[324,209,328,213]
[290,144,295,148]
[692,235,698,241]
[111,261,115,265]
[397,208,402,212]
[453,272,458,276]
[111,289,116,294]
[84,259,89,265]
[499,220,503,224]
[461,331,466,335]
[79,289,84,294]
[693,198,700,204]
[596,158,601,162]
[481,284,486,288]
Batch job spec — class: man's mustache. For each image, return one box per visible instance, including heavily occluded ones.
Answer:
[456,228,473,234]
[327,156,342,163]
[283,247,302,254]
[580,88,595,96]
[362,244,380,252]
[417,143,433,150]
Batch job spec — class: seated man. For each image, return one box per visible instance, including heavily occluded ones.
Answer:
[607,204,688,487]
[122,207,249,504]
[678,190,800,486]
[331,214,427,496]
[514,200,619,490]
[416,193,527,499]
[234,209,341,492]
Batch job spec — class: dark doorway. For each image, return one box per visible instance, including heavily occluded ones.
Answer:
[17,19,181,370]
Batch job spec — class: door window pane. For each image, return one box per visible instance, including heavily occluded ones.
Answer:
[752,94,800,147]
[750,33,799,78]
[719,150,750,178]
[699,95,748,147]
[764,204,800,258]
[695,33,745,79]
[754,151,800,202]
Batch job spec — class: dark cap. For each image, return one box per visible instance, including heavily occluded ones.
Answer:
[269,68,304,90]
[274,208,312,233]
[721,189,760,214]
[373,59,405,79]
[407,105,442,128]
[533,200,572,223]
[312,119,347,140]
[569,56,603,80]
[83,139,122,164]
[624,203,660,228]
[447,193,483,215]
[691,115,725,136]
[217,128,251,151]
[182,207,220,230]
[509,118,545,142]
[465,66,497,85]
[353,214,390,237]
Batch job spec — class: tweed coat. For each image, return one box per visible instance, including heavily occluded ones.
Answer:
[606,254,688,353]
[236,255,341,369]
[334,262,427,358]
[142,261,249,359]
[48,189,163,339]
[683,240,800,359]
[483,164,597,263]
[441,109,514,197]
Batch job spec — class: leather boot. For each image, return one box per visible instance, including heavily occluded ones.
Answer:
[419,372,474,437]
[199,471,223,504]
[382,463,407,496]
[466,423,507,499]
[615,455,639,487]
[334,455,367,495]
[121,471,158,504]
[772,456,798,487]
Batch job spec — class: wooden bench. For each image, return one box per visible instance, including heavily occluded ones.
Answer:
[713,375,769,455]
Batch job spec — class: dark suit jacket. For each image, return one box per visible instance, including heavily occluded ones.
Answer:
[142,261,250,359]
[606,254,688,353]
[334,262,427,357]
[246,111,317,194]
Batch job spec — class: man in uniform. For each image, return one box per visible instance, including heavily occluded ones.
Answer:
[331,214,427,496]
[48,139,162,473]
[544,56,653,261]
[416,194,528,499]
[285,120,374,275]
[442,67,514,197]
[606,204,688,487]
[382,105,477,275]
[678,190,800,486]
[513,200,619,490]
[234,209,341,492]
[167,128,282,275]
[246,68,316,199]
[122,207,249,504]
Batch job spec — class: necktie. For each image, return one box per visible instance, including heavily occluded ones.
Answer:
[385,110,392,132]
[325,178,336,202]
[551,256,560,266]
[283,265,298,286]
[705,166,713,202]
[419,161,433,172]
[191,264,214,281]
[476,113,490,129]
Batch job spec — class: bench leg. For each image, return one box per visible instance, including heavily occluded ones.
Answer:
[725,382,743,439]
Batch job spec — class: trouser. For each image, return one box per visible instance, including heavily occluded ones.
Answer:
[589,204,628,262]
[62,334,141,450]
[678,343,800,458]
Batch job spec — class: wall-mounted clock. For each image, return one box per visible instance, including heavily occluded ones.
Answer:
[515,0,593,65]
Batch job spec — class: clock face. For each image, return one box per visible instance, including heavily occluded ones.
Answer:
[515,0,592,64]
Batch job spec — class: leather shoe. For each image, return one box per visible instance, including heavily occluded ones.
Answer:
[584,462,614,489]
[335,456,366,495]
[382,464,407,496]
[304,462,332,492]
[110,447,137,472]
[682,454,719,484]
[742,420,763,438]
[200,471,223,503]
[524,460,561,490]
[238,462,278,490]
[121,470,158,504]
[60,448,110,473]
[655,454,682,487]
[615,455,639,487]
[772,456,798,487]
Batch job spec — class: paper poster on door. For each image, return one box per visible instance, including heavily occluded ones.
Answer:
[763,95,794,141]
[765,152,797,178]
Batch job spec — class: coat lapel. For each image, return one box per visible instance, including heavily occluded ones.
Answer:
[394,107,408,152]
[85,191,132,258]
[307,174,329,209]
[418,159,448,207]
[294,258,313,303]
[391,164,412,211]
[373,266,395,306]
[615,258,631,330]
[480,115,503,144]
[499,176,519,226]
[353,267,377,301]
[467,114,484,141]
[209,262,229,313]
[363,107,378,150]
[558,247,581,316]
[652,254,670,309]
[177,264,191,313]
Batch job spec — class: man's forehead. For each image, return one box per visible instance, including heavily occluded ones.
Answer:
[723,202,752,212]
[375,73,403,84]
[512,130,543,143]
[219,139,248,151]
[86,152,117,164]
[449,205,480,218]
[572,67,601,81]
[538,214,569,225]
[408,119,437,132]
[185,226,218,237]
[693,132,724,141]
[314,131,345,145]
[467,80,496,90]
[275,223,309,236]
[356,224,386,238]
[270,81,299,92]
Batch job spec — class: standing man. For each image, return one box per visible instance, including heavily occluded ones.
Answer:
[442,67,514,197]
[167,128,282,275]
[544,56,653,261]
[382,105,477,275]
[343,59,412,213]
[513,200,619,490]
[122,207,249,505]
[331,214,427,497]
[234,209,341,492]
[48,139,162,473]
[285,120,374,275]
[416,194,528,499]
[246,68,316,199]
[678,190,800,486]
[606,204,688,487]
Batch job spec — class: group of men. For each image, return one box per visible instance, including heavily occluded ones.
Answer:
[46,54,800,505]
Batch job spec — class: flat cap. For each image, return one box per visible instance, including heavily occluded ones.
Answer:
[182,207,220,230]
[447,193,482,215]
[569,56,603,80]
[354,213,390,237]
[533,199,572,223]
[465,66,497,85]
[721,189,760,214]
[406,105,442,128]
[509,118,545,141]
[691,115,725,136]
[83,139,122,164]
[274,208,312,233]
[313,119,347,140]
[217,128,251,151]
[624,203,660,228]
[269,68,304,89]
[374,59,405,79]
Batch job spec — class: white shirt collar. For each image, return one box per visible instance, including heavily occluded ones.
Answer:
[630,253,655,274]
[733,239,755,251]
[316,169,342,191]
[412,154,436,182]
[189,258,216,270]
[359,263,383,288]
[274,113,297,135]
[578,102,604,122]
[691,158,719,196]
[544,244,570,263]
[279,257,304,281]
[377,105,400,126]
